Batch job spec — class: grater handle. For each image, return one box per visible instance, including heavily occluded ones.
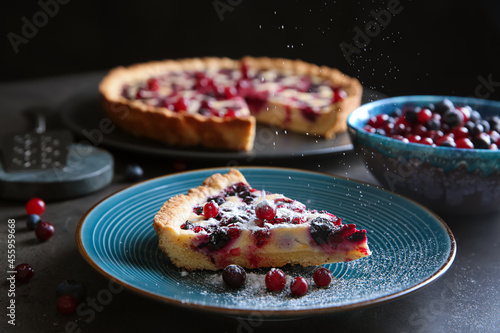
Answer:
[24,107,47,134]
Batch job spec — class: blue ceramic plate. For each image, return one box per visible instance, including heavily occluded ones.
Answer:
[76,167,456,317]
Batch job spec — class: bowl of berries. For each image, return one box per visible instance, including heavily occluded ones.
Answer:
[347,95,500,215]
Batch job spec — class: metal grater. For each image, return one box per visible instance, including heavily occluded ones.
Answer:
[1,108,72,172]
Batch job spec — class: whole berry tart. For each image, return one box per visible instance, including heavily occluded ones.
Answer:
[153,169,371,271]
[99,57,362,151]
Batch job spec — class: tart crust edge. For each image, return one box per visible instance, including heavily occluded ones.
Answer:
[152,169,248,270]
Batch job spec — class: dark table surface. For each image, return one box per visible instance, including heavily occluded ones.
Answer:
[0,73,499,333]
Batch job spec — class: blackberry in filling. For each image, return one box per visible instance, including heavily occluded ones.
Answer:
[309,217,339,245]
[199,228,232,251]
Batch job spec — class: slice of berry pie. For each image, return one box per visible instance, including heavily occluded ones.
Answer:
[153,169,371,271]
[100,57,362,151]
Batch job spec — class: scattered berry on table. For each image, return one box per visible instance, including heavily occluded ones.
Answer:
[15,263,35,283]
[313,267,332,287]
[56,280,87,303]
[26,214,41,230]
[124,164,144,181]
[56,294,78,315]
[255,199,277,221]
[35,221,55,241]
[290,276,309,296]
[265,268,287,291]
[222,264,246,288]
[26,198,45,215]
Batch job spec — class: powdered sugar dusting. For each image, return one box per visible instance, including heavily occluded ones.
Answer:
[161,236,447,311]
[188,192,336,232]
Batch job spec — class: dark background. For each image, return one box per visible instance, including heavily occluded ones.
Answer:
[1,0,500,100]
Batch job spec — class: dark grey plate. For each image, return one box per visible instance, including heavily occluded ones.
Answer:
[59,87,385,161]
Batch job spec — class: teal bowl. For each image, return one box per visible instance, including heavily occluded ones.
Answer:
[347,95,500,215]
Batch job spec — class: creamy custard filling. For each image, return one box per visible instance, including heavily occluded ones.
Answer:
[122,67,347,121]
[179,183,367,253]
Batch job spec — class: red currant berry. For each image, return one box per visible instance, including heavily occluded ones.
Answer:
[56,294,78,315]
[419,137,434,145]
[332,89,347,103]
[363,125,375,133]
[203,201,219,219]
[393,122,406,135]
[35,221,55,241]
[241,63,249,79]
[374,114,389,128]
[391,134,408,142]
[26,198,45,215]
[227,227,241,238]
[224,86,238,99]
[436,135,454,146]
[428,130,444,141]
[224,109,236,118]
[199,99,211,109]
[407,135,421,143]
[290,276,309,296]
[15,263,35,282]
[255,199,277,221]
[489,130,500,144]
[451,126,469,140]
[395,117,410,128]
[412,124,428,137]
[173,97,189,111]
[193,226,204,233]
[135,89,145,99]
[313,267,332,287]
[382,122,394,136]
[265,268,287,291]
[222,264,246,288]
[147,78,160,91]
[417,108,433,124]
[455,138,474,149]
[458,106,471,123]
[236,79,251,93]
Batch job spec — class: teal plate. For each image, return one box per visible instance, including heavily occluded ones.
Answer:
[76,167,456,317]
